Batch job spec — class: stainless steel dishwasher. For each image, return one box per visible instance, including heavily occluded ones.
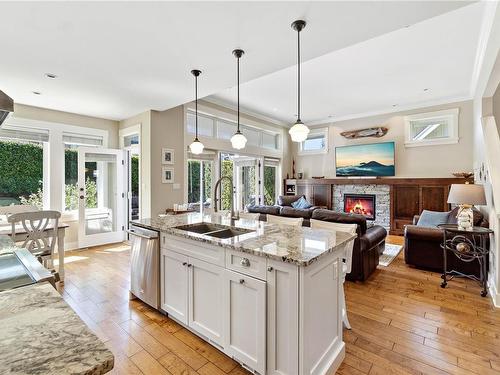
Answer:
[128,225,160,309]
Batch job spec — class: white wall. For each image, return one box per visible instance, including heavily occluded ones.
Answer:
[293,100,473,179]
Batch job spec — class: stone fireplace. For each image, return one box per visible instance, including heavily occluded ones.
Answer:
[333,184,390,231]
[343,194,376,220]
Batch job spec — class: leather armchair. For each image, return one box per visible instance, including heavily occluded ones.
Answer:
[311,209,387,281]
[404,207,489,277]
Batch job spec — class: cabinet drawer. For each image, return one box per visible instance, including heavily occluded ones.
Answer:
[226,250,267,281]
[161,233,225,267]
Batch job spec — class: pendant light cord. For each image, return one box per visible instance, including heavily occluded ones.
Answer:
[195,74,198,139]
[297,26,301,122]
[237,55,240,132]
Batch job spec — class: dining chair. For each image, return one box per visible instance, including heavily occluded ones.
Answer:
[266,215,303,227]
[7,210,61,270]
[238,211,260,220]
[310,219,357,329]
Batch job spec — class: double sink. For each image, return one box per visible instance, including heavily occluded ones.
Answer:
[174,223,255,239]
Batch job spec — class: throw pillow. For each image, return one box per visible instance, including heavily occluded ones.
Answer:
[291,196,312,209]
[416,210,450,228]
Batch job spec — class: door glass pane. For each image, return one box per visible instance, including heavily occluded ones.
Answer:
[241,165,256,208]
[130,153,139,220]
[264,165,277,205]
[84,152,117,235]
[220,153,234,210]
[188,160,213,212]
[64,144,79,211]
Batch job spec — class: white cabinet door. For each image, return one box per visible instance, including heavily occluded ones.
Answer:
[224,269,266,375]
[267,260,299,375]
[161,248,189,324]
[188,257,226,348]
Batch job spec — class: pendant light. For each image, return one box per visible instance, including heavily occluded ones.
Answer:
[231,49,247,150]
[189,69,204,155]
[289,20,310,143]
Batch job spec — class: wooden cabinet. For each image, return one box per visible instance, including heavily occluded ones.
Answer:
[161,248,225,347]
[266,260,299,375]
[392,184,450,235]
[296,182,332,209]
[224,269,266,375]
[188,257,225,348]
[161,249,189,324]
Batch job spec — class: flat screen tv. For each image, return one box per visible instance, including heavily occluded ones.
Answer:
[335,141,395,177]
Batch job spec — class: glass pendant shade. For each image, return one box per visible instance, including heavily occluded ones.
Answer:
[231,131,247,150]
[289,120,310,142]
[189,138,204,154]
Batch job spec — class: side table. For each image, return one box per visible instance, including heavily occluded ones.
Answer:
[437,224,492,297]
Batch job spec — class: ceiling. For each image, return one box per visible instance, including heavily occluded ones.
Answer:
[211,1,488,125]
[0,1,471,121]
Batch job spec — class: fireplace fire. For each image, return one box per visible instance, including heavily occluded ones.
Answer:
[343,194,376,220]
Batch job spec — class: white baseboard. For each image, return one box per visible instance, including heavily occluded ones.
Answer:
[488,281,500,308]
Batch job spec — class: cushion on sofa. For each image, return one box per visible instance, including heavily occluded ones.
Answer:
[311,209,367,235]
[277,195,304,207]
[291,196,312,209]
[416,210,449,228]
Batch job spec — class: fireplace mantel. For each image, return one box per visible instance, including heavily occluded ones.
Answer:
[284,177,467,235]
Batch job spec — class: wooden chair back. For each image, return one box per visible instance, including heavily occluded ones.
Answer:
[310,219,357,274]
[267,215,303,227]
[7,210,61,263]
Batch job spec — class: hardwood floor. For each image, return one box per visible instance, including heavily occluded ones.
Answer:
[57,235,500,375]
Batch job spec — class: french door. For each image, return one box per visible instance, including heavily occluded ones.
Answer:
[234,157,261,211]
[78,147,126,248]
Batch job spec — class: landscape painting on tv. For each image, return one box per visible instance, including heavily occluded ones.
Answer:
[336,142,395,177]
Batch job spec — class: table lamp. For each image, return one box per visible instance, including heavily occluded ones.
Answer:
[447,183,486,231]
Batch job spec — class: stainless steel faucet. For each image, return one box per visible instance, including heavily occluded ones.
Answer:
[213,176,237,219]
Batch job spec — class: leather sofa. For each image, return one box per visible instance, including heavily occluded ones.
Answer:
[311,209,387,281]
[248,195,323,226]
[404,207,489,277]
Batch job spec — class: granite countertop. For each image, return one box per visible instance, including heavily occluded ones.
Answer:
[0,283,114,375]
[132,213,356,267]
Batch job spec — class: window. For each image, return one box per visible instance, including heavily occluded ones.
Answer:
[404,108,459,147]
[0,126,49,208]
[63,133,104,212]
[187,112,215,137]
[299,128,328,155]
[217,120,237,140]
[187,159,213,212]
[186,110,281,151]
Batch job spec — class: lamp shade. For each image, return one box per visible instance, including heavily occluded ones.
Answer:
[289,120,310,142]
[231,131,247,150]
[189,139,204,155]
[447,184,486,205]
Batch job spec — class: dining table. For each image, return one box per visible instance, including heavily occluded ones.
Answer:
[0,222,69,282]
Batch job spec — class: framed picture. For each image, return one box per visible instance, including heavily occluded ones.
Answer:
[162,167,174,184]
[162,148,174,165]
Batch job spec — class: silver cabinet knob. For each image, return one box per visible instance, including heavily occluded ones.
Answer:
[267,266,274,272]
[239,279,245,284]
[240,258,250,267]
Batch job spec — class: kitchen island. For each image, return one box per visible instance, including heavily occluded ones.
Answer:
[132,213,355,375]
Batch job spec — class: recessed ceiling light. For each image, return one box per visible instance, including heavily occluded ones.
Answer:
[45,73,58,79]
[328,115,334,118]
[404,25,411,28]
[392,104,398,107]
[32,91,41,95]
[423,88,429,92]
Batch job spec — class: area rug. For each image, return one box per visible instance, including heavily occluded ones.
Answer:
[379,243,403,267]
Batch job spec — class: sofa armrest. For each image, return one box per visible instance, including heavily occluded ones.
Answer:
[360,225,387,251]
[413,215,420,225]
[404,225,443,242]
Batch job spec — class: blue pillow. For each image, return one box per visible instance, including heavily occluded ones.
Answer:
[416,210,449,228]
[291,196,312,209]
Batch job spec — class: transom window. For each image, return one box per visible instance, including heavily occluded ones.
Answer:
[404,108,459,147]
[298,127,328,155]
